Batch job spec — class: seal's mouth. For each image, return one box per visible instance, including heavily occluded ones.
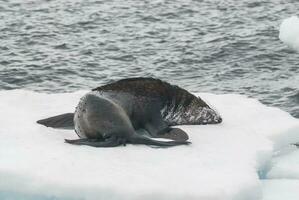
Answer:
[212,115,222,124]
[200,108,222,125]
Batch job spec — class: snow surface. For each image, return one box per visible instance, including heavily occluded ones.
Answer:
[0,90,299,200]
[260,145,299,200]
[262,180,299,200]
[279,16,299,51]
[266,145,299,179]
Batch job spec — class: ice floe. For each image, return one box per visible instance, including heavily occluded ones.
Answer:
[0,90,298,200]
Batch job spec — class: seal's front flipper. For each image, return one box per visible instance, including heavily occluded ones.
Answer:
[144,113,169,137]
[65,137,120,147]
[37,113,74,129]
[158,128,189,141]
[144,114,189,141]
[293,143,299,147]
[130,133,190,147]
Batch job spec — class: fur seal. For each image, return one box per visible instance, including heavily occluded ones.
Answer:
[37,78,222,147]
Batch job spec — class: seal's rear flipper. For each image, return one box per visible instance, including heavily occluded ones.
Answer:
[65,137,120,147]
[37,113,74,129]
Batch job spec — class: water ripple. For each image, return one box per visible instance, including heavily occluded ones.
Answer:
[0,0,298,118]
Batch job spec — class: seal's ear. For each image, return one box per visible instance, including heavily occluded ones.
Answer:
[37,113,74,129]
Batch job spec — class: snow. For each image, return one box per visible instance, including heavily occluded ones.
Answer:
[0,90,299,200]
[279,16,299,51]
[265,145,299,179]
[262,180,299,200]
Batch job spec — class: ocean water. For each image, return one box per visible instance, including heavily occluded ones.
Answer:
[0,0,298,118]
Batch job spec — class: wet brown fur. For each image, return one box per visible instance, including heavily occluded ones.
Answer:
[92,77,210,111]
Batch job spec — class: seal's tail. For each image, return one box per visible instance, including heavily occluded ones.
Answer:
[130,134,191,147]
[37,113,74,129]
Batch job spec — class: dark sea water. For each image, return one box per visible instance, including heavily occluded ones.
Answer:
[0,0,298,118]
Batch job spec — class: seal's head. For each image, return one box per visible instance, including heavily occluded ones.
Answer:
[161,97,222,125]
[196,107,222,124]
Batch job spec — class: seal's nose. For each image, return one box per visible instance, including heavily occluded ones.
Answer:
[215,115,222,123]
[206,108,222,124]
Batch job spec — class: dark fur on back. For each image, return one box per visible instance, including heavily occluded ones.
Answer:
[92,77,210,109]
